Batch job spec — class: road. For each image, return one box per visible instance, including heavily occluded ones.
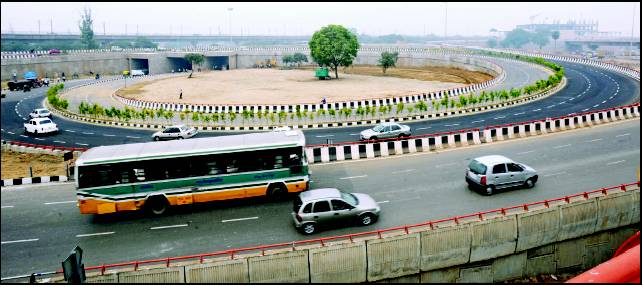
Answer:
[1,118,639,278]
[2,60,637,147]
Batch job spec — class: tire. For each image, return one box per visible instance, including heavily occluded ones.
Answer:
[359,213,375,226]
[177,136,183,140]
[369,136,377,141]
[154,136,160,141]
[300,223,316,235]
[485,185,495,196]
[267,183,288,201]
[24,127,29,134]
[145,196,169,215]
[524,177,535,189]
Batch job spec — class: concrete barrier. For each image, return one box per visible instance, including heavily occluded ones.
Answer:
[118,266,185,283]
[379,142,389,157]
[308,242,367,283]
[631,190,641,224]
[595,191,635,232]
[248,250,309,283]
[469,216,517,262]
[185,259,249,283]
[85,273,118,283]
[558,199,598,241]
[516,207,560,252]
[366,233,420,282]
[420,224,471,271]
[457,264,492,283]
[491,253,526,282]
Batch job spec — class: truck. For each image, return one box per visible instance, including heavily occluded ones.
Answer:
[315,67,331,80]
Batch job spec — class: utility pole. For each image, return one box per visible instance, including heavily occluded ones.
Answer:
[228,7,234,46]
[38,20,41,35]
[50,18,53,34]
[136,24,139,35]
[170,25,172,35]
[103,22,106,35]
[630,2,636,57]
[125,24,127,35]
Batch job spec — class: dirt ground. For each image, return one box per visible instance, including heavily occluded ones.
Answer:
[1,151,74,179]
[117,65,488,105]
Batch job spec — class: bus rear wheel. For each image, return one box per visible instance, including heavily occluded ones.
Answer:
[145,195,169,215]
[267,183,288,201]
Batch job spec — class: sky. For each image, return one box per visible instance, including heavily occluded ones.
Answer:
[0,2,640,37]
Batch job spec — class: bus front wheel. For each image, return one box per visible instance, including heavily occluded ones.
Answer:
[267,183,288,201]
[145,195,169,215]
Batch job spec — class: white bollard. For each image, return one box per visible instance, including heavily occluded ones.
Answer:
[320,147,330,163]
[575,116,585,128]
[557,119,567,131]
[366,144,375,158]
[483,129,493,143]
[421,138,430,152]
[408,140,417,153]
[472,131,482,144]
[379,142,389,157]
[351,145,360,160]
[617,109,626,120]
[459,132,469,146]
[335,146,345,161]
[495,128,504,141]
[547,120,557,132]
[394,141,403,155]
[518,125,526,137]
[506,126,515,139]
[447,134,456,148]
[305,148,315,164]
[593,113,602,125]
[434,136,443,149]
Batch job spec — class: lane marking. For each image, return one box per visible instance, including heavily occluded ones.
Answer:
[315,134,334,138]
[435,162,456,168]
[543,171,567,177]
[601,100,606,104]
[546,105,556,108]
[532,109,541,112]
[349,133,359,136]
[516,150,535,155]
[340,175,368,180]
[471,120,485,123]
[513,112,525,116]
[53,140,66,144]
[586,138,602,143]
[7,131,15,135]
[553,144,572,149]
[582,108,589,112]
[606,160,625,166]
[82,132,94,135]
[65,129,76,133]
[1,238,39,245]
[76,143,89,146]
[34,138,44,141]
[102,134,116,137]
[444,123,460,127]
[20,135,28,138]
[126,136,141,139]
[76,232,115,238]
[416,127,431,130]
[376,200,390,204]
[1,206,15,208]
[493,116,505,119]
[44,200,76,205]
[615,133,630,138]
[150,224,189,230]
[221,216,259,223]
[593,104,599,108]
[392,169,415,174]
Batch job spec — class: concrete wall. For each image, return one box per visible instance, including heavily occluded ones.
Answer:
[2,53,128,80]
[70,188,639,284]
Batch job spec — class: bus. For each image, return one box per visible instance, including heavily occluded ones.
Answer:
[74,130,309,215]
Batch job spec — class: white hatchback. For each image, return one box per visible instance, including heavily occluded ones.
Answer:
[29,108,51,119]
[24,117,59,135]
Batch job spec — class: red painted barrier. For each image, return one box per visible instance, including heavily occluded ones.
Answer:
[5,140,88,152]
[47,181,637,276]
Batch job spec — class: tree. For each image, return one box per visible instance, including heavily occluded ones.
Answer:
[282,55,293,66]
[551,31,560,49]
[293,53,308,67]
[133,37,158,49]
[377,51,399,74]
[487,38,498,48]
[308,24,360,79]
[500,28,531,48]
[79,7,98,49]
[184,53,205,77]
[531,30,550,50]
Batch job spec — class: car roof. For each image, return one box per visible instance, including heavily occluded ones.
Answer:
[34,108,48,111]
[473,155,514,166]
[167,124,187,128]
[33,117,52,122]
[299,188,341,202]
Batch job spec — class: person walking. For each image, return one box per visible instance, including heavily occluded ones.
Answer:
[12,72,17,82]
[179,89,183,99]
[321,97,327,105]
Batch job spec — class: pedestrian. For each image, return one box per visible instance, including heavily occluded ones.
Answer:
[12,72,17,82]
[321,97,327,105]
[62,72,66,82]
[179,89,183,100]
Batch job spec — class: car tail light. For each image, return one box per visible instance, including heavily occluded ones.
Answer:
[296,213,302,222]
[480,176,487,185]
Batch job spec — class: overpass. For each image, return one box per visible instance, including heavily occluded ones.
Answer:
[565,38,641,49]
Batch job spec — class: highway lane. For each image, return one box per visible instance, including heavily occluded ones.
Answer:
[1,119,639,278]
[3,59,638,147]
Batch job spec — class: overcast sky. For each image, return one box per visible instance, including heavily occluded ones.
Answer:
[1,2,640,37]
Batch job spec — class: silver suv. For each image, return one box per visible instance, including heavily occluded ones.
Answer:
[292,188,381,235]
[465,155,538,195]
[360,122,411,141]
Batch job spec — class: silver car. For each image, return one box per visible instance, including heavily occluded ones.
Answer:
[360,122,411,141]
[465,155,538,195]
[152,124,197,141]
[29,108,51,119]
[292,188,381,235]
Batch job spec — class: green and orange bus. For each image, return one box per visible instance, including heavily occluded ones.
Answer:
[74,130,309,215]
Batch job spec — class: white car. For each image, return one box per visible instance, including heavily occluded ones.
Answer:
[131,70,145,77]
[152,124,197,141]
[24,118,59,135]
[273,126,292,132]
[29,108,51,119]
[360,122,411,141]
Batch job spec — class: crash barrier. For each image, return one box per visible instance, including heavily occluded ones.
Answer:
[19,182,637,284]
[1,175,69,187]
[304,103,641,164]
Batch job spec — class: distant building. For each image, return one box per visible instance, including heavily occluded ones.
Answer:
[516,20,621,40]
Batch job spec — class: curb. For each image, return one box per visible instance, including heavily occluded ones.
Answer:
[1,175,69,187]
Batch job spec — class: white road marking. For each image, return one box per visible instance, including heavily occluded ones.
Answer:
[76,232,115,238]
[221,216,259,223]
[546,105,556,108]
[416,127,431,130]
[19,135,28,138]
[340,175,368,180]
[44,200,76,205]
[7,131,15,135]
[593,104,599,108]
[392,169,416,174]
[444,123,460,127]
[82,132,94,135]
[315,134,334,138]
[516,150,535,155]
[150,224,189,230]
[601,100,606,104]
[493,116,505,119]
[1,238,39,245]
[471,120,485,123]
[349,133,360,136]
[553,144,572,149]
[606,160,625,166]
[615,133,630,138]
[75,143,89,146]
[65,129,76,133]
[586,138,602,143]
[1,206,15,209]
[582,108,589,112]
[532,108,541,112]
[102,134,116,137]
[126,136,141,139]
[543,171,567,177]
[53,140,66,143]
[376,200,390,204]
[513,112,525,116]
[435,162,456,168]
[34,138,44,141]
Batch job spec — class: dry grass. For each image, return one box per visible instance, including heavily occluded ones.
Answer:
[340,65,494,84]
[1,151,75,179]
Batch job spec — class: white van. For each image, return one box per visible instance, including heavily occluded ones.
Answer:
[131,70,145,77]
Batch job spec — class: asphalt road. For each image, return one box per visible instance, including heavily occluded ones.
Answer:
[2,60,637,147]
[1,119,639,278]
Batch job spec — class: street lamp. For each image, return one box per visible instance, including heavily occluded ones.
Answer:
[228,7,234,47]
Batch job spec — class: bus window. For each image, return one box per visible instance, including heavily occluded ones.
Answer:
[226,159,239,173]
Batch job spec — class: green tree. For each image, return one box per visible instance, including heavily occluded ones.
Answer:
[184,53,205,76]
[377,51,399,74]
[164,111,174,122]
[293,53,308,67]
[133,37,158,48]
[551,31,560,49]
[79,7,98,49]
[282,55,294,67]
[500,28,531,48]
[531,30,550,50]
[308,24,360,79]
[487,38,498,48]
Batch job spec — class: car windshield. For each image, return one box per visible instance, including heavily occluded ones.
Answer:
[179,126,187,131]
[340,192,358,206]
[40,119,52,124]
[468,160,487,175]
[41,109,49,113]
[163,128,172,133]
[372,125,385,132]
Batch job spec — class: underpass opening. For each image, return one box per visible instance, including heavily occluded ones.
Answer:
[167,57,192,72]
[205,56,229,71]
[130,58,149,75]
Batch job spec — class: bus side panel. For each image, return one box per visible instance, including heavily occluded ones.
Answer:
[193,187,247,203]
[245,185,268,197]
[286,180,309,193]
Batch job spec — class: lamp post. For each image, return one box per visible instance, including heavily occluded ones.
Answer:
[228,7,234,47]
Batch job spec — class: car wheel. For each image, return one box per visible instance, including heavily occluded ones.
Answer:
[301,223,316,235]
[177,136,183,140]
[154,136,160,141]
[485,185,495,195]
[24,128,29,134]
[524,178,535,188]
[369,136,377,141]
[146,196,169,215]
[359,213,375,226]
